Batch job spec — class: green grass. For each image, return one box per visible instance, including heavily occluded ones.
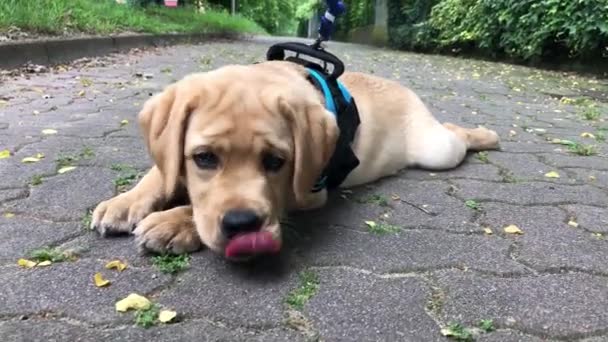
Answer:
[365,221,401,235]
[285,270,320,310]
[567,143,597,156]
[152,254,190,274]
[29,247,69,263]
[357,194,390,207]
[0,0,265,36]
[29,174,43,186]
[580,106,601,121]
[476,151,489,163]
[441,323,473,341]
[479,319,495,332]
[135,304,160,329]
[465,200,482,211]
[82,209,93,230]
[111,164,141,191]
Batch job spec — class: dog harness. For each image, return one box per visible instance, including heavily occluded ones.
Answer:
[306,68,361,192]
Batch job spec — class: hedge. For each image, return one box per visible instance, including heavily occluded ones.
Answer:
[387,0,608,62]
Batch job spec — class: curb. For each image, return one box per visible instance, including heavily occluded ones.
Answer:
[0,32,245,69]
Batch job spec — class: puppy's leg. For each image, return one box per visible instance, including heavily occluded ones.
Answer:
[92,166,170,236]
[134,205,202,255]
[443,123,500,151]
[409,123,499,171]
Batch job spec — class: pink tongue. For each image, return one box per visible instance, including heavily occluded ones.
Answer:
[225,231,281,258]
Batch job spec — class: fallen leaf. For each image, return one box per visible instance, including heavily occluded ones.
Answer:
[105,260,127,272]
[158,310,177,323]
[33,110,40,115]
[4,212,15,218]
[483,227,493,235]
[21,157,40,163]
[120,119,129,127]
[57,166,77,174]
[544,171,560,178]
[37,260,52,267]
[391,194,401,201]
[18,258,37,268]
[364,221,377,229]
[35,153,45,159]
[94,272,111,287]
[77,90,86,97]
[41,129,58,135]
[504,224,523,235]
[116,293,151,312]
[509,130,517,137]
[0,149,11,159]
[581,132,595,139]
[568,220,579,228]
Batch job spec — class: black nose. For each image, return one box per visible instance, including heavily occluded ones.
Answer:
[221,209,263,239]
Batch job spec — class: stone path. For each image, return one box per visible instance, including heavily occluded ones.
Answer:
[1,37,607,341]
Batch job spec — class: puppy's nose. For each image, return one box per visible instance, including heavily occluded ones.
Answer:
[221,209,263,239]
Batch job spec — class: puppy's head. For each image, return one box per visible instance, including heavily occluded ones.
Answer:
[138,62,338,260]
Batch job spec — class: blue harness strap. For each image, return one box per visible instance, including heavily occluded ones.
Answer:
[306,68,358,193]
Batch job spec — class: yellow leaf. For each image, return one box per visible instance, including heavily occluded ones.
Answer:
[4,212,15,218]
[580,132,595,139]
[567,220,579,228]
[115,293,151,312]
[37,260,52,267]
[77,90,86,97]
[0,149,11,159]
[21,157,40,163]
[158,310,177,323]
[391,194,401,201]
[364,221,377,228]
[120,119,129,127]
[105,260,127,272]
[544,171,560,178]
[94,272,111,287]
[483,227,493,235]
[18,258,37,268]
[504,224,523,235]
[57,166,76,174]
[35,153,45,159]
[41,129,58,135]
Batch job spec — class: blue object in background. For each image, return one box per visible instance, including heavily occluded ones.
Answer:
[318,0,346,42]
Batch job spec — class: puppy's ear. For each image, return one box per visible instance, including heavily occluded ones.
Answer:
[280,99,339,207]
[138,83,199,196]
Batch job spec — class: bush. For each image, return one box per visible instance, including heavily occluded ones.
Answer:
[388,0,608,62]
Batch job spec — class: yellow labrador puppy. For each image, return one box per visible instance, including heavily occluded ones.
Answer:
[91,61,499,259]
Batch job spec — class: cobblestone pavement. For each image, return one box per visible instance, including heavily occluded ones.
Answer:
[1,37,607,341]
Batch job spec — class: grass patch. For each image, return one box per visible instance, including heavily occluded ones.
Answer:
[152,254,190,274]
[365,221,401,234]
[441,323,473,341]
[479,319,495,332]
[55,147,95,170]
[29,174,43,186]
[135,304,160,329]
[499,168,517,183]
[567,143,597,156]
[475,151,489,163]
[0,0,264,36]
[29,247,71,263]
[111,164,141,192]
[357,194,390,207]
[580,106,601,121]
[285,270,320,310]
[465,200,482,211]
[82,209,93,230]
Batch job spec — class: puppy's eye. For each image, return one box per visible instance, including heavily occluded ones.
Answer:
[262,153,285,172]
[193,152,219,170]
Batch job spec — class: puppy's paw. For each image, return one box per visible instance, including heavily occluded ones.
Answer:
[91,192,158,236]
[134,206,202,255]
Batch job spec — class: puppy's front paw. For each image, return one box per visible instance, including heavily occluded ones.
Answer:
[133,206,202,255]
[91,192,158,236]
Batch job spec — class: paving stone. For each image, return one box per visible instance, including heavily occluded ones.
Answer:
[489,152,578,184]
[157,253,300,327]
[539,153,608,170]
[480,204,608,274]
[293,224,528,274]
[403,161,503,182]
[451,180,608,206]
[305,268,444,341]
[0,320,302,342]
[2,166,115,221]
[566,168,608,189]
[0,216,81,261]
[0,187,28,204]
[0,259,171,325]
[478,330,554,342]
[434,270,608,339]
[561,204,608,233]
